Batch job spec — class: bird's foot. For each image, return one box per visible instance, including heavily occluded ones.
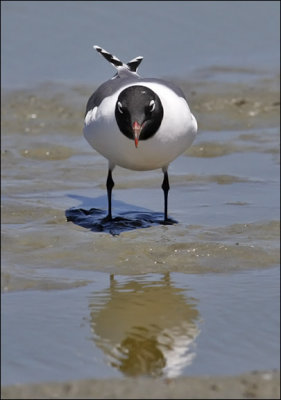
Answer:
[162,217,176,225]
[102,215,113,223]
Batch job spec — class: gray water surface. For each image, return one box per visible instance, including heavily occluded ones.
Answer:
[2,268,280,385]
[2,1,280,89]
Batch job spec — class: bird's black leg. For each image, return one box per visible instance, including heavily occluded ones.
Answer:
[106,169,114,220]
[161,170,170,222]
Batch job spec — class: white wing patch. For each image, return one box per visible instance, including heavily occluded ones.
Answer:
[85,106,97,126]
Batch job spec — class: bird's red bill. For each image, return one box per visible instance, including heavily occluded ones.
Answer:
[132,121,142,148]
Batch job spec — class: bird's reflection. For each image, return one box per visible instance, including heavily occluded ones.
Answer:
[88,273,200,378]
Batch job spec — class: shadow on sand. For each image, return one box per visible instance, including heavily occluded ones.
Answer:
[65,194,177,235]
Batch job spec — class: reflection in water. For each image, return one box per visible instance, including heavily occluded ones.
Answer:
[88,273,200,378]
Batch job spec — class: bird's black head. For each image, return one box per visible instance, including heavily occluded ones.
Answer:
[115,85,164,148]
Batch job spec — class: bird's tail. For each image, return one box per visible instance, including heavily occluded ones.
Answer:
[94,45,143,73]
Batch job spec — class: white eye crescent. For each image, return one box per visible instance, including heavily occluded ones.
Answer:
[149,99,155,112]
[117,101,123,114]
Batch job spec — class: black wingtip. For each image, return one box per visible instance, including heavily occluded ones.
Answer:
[127,56,144,72]
[93,45,102,52]
[93,45,143,73]
[93,45,123,68]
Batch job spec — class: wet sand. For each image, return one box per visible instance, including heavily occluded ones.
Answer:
[2,70,280,395]
[2,370,280,399]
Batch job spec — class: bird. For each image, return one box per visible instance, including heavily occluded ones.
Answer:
[83,45,198,223]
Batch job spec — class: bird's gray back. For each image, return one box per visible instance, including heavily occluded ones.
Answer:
[85,76,187,115]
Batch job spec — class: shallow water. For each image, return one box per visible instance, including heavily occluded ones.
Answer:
[1,1,280,388]
[2,268,279,385]
[2,1,280,90]
[2,72,280,385]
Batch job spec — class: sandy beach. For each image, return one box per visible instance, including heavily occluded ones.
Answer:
[2,370,280,399]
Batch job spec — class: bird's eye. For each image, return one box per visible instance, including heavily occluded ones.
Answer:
[117,101,123,114]
[148,99,155,112]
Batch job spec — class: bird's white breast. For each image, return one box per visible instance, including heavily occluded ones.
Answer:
[84,81,197,171]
